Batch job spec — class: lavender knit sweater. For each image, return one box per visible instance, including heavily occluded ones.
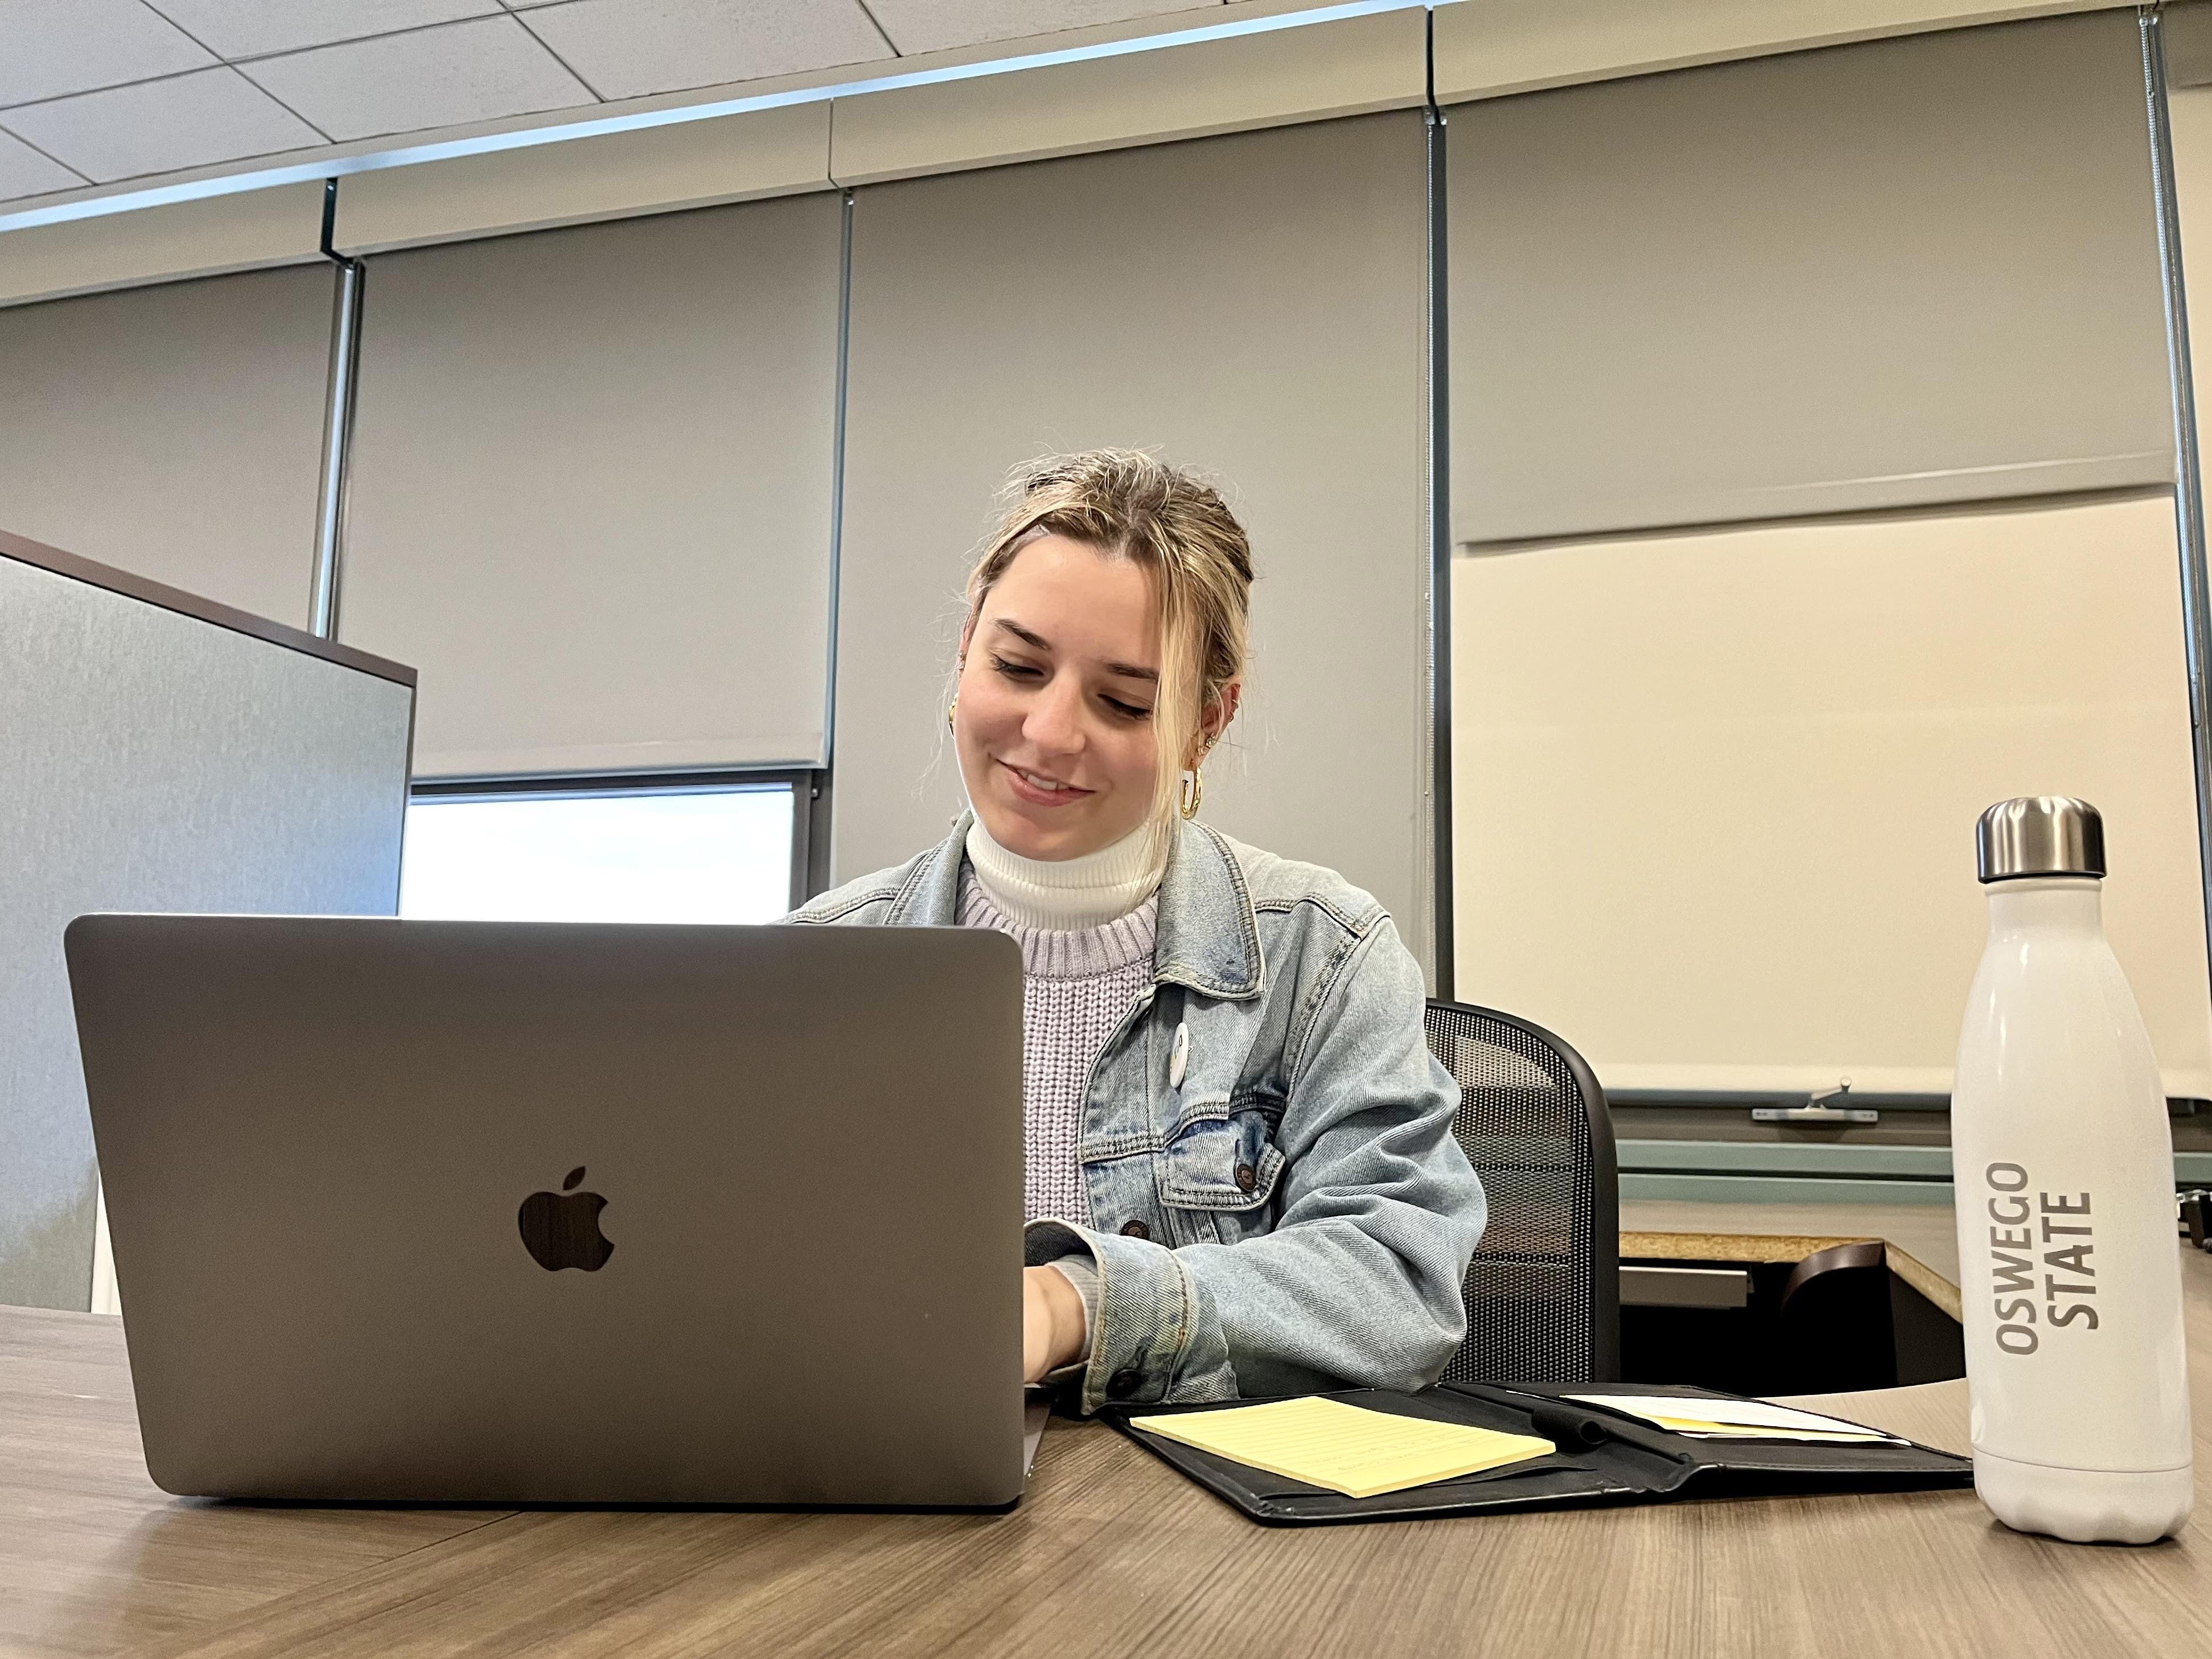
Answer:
[957,873,1158,1226]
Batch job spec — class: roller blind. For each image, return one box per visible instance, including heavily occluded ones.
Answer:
[834,113,1434,965]
[1451,493,2212,1101]
[1446,12,2174,546]
[0,265,334,628]
[339,192,844,779]
[2168,73,2212,456]
[2166,0,2212,89]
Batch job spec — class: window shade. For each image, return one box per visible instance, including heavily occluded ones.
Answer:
[0,265,334,628]
[1446,12,2174,547]
[833,113,1434,966]
[338,191,844,778]
[1451,493,2212,1101]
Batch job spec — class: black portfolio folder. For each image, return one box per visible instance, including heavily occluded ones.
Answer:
[1103,1381,1973,1526]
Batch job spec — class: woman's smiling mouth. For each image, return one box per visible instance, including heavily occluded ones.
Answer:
[999,760,1094,805]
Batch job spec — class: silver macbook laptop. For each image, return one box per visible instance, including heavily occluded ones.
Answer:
[65,913,1027,1507]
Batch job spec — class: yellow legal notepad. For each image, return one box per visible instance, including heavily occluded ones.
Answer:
[1127,1397,1556,1499]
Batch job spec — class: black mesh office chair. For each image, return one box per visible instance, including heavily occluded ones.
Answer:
[1425,1000,1619,1384]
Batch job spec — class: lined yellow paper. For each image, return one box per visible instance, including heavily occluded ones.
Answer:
[1129,1397,1556,1499]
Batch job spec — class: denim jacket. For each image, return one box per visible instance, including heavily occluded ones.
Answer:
[789,811,1487,1414]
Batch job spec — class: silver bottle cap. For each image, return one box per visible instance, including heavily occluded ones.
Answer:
[1976,796,2105,883]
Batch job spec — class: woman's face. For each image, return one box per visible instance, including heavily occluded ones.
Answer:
[953,534,1168,862]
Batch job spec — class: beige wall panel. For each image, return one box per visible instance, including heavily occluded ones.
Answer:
[829,9,1424,187]
[339,195,843,777]
[0,265,334,627]
[834,113,1433,965]
[1452,494,2212,1100]
[1434,0,2129,103]
[1448,13,2173,546]
[332,102,834,256]
[0,183,324,308]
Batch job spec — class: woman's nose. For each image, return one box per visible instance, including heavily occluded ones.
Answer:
[1023,679,1085,755]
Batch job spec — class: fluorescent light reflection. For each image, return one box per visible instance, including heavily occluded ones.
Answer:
[398,789,793,924]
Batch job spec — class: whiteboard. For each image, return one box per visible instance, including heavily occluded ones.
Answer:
[1452,492,2212,1101]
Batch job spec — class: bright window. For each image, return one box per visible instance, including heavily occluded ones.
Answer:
[398,785,796,924]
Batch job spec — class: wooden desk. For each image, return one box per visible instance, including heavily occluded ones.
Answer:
[6,1227,2210,1659]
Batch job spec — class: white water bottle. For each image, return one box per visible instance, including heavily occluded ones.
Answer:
[1951,796,2193,1543]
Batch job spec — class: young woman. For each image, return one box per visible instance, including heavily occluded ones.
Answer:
[792,451,1486,1413]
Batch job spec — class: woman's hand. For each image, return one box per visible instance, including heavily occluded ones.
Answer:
[1022,1264,1089,1382]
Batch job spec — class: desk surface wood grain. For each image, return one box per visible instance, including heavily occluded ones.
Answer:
[5,1212,2207,1659]
[0,1307,497,1659]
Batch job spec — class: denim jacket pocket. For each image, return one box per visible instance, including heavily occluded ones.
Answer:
[1156,1098,1286,1238]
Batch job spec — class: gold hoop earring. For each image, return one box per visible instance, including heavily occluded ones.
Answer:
[946,693,957,732]
[1179,767,1203,820]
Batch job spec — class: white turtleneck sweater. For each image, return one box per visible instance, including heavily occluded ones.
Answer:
[962,817,1166,1361]
[961,814,1165,933]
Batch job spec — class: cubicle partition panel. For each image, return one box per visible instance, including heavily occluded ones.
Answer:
[0,532,416,1311]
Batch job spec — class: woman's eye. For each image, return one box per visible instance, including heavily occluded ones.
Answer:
[1104,698,1153,721]
[988,655,1041,680]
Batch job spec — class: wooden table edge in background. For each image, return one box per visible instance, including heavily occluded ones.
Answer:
[1623,1225,1964,1319]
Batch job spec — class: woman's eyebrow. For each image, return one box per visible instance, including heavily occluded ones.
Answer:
[993,618,1051,651]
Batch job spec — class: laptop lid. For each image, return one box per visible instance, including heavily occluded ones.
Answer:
[65,914,1025,1507]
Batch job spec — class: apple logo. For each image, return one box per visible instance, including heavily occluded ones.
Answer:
[517,1166,614,1272]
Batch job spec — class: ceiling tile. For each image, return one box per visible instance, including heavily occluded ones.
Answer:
[520,0,892,102]
[861,0,1212,56]
[144,0,505,60]
[0,126,85,200]
[2,68,322,183]
[0,0,216,107]
[239,15,594,142]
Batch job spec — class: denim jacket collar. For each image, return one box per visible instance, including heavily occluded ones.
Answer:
[887,811,1264,1001]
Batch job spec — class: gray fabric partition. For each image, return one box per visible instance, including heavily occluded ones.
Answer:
[1446,11,2174,546]
[338,192,845,779]
[0,266,336,629]
[0,540,414,1311]
[833,112,1434,969]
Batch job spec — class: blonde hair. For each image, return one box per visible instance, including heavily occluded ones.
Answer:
[962,450,1255,837]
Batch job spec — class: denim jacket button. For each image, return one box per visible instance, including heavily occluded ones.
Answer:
[1108,1369,1143,1399]
[1120,1219,1152,1240]
[1235,1162,1258,1194]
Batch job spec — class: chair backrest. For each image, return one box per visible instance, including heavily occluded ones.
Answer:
[1424,999,1619,1384]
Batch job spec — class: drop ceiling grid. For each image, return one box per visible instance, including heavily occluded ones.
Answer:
[0,0,1237,210]
[236,15,598,143]
[145,2,512,61]
[0,124,85,196]
[2,67,326,184]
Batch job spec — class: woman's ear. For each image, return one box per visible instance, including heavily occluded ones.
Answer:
[1191,681,1243,765]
